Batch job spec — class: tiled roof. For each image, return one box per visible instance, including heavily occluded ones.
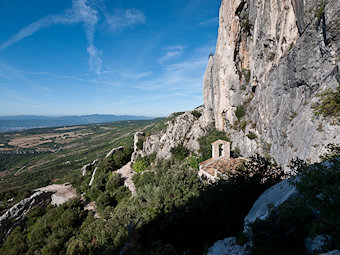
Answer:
[201,157,245,176]
[199,158,215,166]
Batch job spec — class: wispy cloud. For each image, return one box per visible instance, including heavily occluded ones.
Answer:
[121,70,152,79]
[158,45,185,63]
[199,17,218,26]
[0,0,145,75]
[106,9,145,30]
[0,9,77,52]
[20,70,121,87]
[136,55,207,93]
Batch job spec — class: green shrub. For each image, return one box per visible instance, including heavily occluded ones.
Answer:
[170,145,190,161]
[241,18,251,33]
[106,173,123,191]
[243,69,251,83]
[132,160,148,173]
[137,138,145,150]
[315,1,326,18]
[132,154,156,173]
[198,129,230,161]
[191,110,202,119]
[231,147,241,158]
[235,106,246,120]
[247,132,257,140]
[188,156,200,170]
[268,52,275,61]
[239,120,248,132]
[312,85,340,117]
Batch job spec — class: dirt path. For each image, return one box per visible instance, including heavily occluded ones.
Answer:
[116,162,136,196]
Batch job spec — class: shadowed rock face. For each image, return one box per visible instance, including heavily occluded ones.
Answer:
[203,0,340,168]
[206,237,250,255]
[243,179,298,235]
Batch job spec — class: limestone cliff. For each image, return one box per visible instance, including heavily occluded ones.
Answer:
[203,0,340,167]
[133,107,210,160]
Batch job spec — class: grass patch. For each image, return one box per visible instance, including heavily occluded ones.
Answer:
[191,110,202,119]
[312,85,340,117]
[235,106,246,120]
[247,132,257,140]
[315,1,326,18]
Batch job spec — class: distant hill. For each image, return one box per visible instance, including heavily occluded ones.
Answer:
[0,114,154,132]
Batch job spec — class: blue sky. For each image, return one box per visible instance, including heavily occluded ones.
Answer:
[0,0,220,117]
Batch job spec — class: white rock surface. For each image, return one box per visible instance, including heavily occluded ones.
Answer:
[206,237,249,255]
[81,159,98,176]
[202,0,340,169]
[35,183,77,206]
[105,146,124,159]
[0,191,52,242]
[135,108,210,160]
[244,179,298,234]
[89,167,98,187]
[116,162,136,196]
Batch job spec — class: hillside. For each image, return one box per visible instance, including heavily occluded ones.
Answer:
[0,118,162,212]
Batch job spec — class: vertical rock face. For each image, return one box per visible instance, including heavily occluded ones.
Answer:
[203,0,340,167]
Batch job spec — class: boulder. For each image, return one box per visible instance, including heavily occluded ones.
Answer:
[244,179,298,235]
[206,237,250,255]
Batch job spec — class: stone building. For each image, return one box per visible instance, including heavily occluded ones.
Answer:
[199,139,244,181]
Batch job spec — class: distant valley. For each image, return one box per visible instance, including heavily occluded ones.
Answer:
[0,114,153,132]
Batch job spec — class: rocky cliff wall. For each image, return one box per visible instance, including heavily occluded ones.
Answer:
[204,0,340,167]
[133,107,211,160]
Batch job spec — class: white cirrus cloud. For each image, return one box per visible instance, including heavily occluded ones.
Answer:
[121,70,153,79]
[158,45,185,63]
[106,8,145,30]
[199,17,218,26]
[0,0,146,75]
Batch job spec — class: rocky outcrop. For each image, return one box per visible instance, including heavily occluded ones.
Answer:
[206,237,250,255]
[105,146,124,158]
[203,0,340,168]
[89,167,98,187]
[81,159,98,176]
[116,162,136,196]
[34,183,77,206]
[133,107,211,160]
[131,131,146,161]
[0,191,52,242]
[243,178,298,235]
